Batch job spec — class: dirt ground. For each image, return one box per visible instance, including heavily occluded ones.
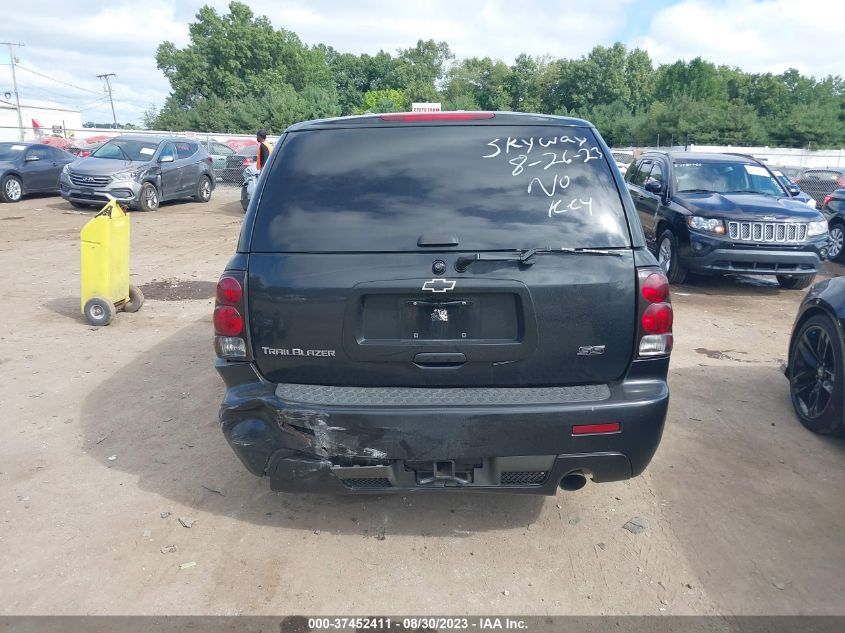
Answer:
[1,190,843,616]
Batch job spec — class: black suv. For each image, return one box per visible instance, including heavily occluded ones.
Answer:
[214,112,671,495]
[626,151,830,289]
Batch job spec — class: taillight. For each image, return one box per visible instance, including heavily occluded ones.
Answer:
[379,112,496,122]
[823,195,833,208]
[637,268,673,357]
[642,303,673,334]
[837,178,845,187]
[216,276,242,304]
[214,305,243,336]
[241,158,254,166]
[214,271,248,359]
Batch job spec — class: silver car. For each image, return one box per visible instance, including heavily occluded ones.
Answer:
[60,135,215,211]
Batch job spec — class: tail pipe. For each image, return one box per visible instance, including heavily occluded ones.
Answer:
[559,471,587,491]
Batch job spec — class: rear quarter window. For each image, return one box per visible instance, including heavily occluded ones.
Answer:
[251,125,630,252]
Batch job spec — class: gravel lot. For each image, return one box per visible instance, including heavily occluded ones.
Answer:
[1,189,843,615]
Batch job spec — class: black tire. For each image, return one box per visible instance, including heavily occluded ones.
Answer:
[138,183,159,212]
[69,201,91,209]
[656,229,687,284]
[195,175,212,203]
[0,175,23,203]
[777,274,816,290]
[83,297,116,326]
[788,314,845,435]
[828,222,845,262]
[240,184,249,212]
[123,284,144,313]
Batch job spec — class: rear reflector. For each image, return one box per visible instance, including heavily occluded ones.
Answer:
[572,422,621,435]
[379,112,496,122]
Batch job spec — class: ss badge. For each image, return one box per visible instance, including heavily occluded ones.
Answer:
[577,345,605,356]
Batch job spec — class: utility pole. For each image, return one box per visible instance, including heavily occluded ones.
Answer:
[2,42,25,141]
[97,73,117,128]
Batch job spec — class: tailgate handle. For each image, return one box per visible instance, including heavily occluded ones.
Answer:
[417,233,459,247]
[413,352,466,366]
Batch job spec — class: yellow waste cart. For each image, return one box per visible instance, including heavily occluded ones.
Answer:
[80,198,144,326]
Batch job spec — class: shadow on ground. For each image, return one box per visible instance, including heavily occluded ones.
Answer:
[44,296,85,322]
[79,318,546,535]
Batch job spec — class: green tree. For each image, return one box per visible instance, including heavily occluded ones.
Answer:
[356,89,408,114]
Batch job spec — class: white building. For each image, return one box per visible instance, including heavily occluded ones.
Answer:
[0,99,83,141]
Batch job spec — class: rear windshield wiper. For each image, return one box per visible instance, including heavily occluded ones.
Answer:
[455,247,622,272]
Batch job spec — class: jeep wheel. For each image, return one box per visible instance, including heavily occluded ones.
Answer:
[139,183,159,212]
[657,229,687,284]
[828,223,845,262]
[777,274,816,290]
[788,314,845,435]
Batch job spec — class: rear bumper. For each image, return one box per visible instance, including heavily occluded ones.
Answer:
[216,361,669,495]
[680,233,828,276]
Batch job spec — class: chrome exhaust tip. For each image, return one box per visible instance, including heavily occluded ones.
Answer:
[559,472,587,491]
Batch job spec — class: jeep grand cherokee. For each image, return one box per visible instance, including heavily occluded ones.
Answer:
[214,112,671,494]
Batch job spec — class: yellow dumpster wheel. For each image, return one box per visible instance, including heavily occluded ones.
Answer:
[123,284,145,313]
[84,297,117,326]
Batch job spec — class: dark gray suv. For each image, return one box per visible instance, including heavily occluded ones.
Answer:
[61,135,215,211]
[214,112,672,495]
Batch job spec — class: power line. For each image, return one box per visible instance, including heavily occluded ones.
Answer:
[15,64,100,95]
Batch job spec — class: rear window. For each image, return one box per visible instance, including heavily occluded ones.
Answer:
[251,125,630,252]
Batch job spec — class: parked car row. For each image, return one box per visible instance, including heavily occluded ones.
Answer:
[0,135,217,211]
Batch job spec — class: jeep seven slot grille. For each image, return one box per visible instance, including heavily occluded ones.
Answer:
[728,221,807,243]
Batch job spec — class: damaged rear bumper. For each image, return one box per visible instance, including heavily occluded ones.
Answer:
[216,361,669,495]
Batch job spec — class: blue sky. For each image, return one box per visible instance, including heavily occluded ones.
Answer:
[1,0,842,125]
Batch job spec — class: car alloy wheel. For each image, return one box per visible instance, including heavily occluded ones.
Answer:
[145,187,158,209]
[5,178,22,201]
[791,324,835,420]
[658,237,672,273]
[200,178,211,201]
[829,225,844,260]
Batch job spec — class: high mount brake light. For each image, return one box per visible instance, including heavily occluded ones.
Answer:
[379,112,496,122]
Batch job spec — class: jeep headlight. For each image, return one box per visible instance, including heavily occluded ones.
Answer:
[687,216,726,235]
[806,198,817,209]
[113,170,139,181]
[807,219,828,237]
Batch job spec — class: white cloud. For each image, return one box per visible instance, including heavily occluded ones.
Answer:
[634,0,845,77]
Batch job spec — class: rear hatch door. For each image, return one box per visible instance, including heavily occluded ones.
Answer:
[247,121,636,387]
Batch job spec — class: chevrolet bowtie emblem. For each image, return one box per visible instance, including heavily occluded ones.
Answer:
[422,278,456,293]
